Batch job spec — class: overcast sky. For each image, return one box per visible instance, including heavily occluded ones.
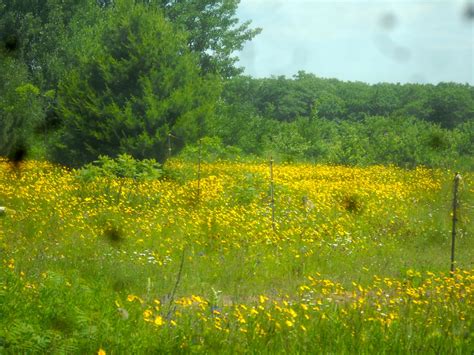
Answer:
[236,0,474,84]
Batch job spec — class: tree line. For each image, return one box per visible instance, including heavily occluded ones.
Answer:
[0,0,472,169]
[206,73,473,168]
[222,72,473,128]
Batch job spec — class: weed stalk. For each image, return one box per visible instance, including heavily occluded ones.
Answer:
[197,139,202,202]
[166,247,186,320]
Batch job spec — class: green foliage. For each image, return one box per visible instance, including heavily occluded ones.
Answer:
[77,154,163,182]
[427,83,474,128]
[156,0,262,78]
[54,1,221,166]
[313,91,347,120]
[213,90,474,169]
[455,120,474,156]
[222,73,474,128]
[207,101,274,156]
[178,136,243,162]
[0,0,261,87]
[295,115,465,168]
[225,171,267,205]
[0,56,43,157]
[0,0,96,89]
[263,122,310,163]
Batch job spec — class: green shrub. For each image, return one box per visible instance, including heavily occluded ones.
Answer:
[76,154,162,182]
[178,136,243,162]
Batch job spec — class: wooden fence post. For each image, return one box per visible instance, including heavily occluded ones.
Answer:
[197,139,202,202]
[167,132,172,160]
[270,157,276,232]
[450,173,461,273]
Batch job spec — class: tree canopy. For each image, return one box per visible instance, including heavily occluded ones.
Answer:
[157,0,262,78]
[221,73,474,127]
[54,1,220,166]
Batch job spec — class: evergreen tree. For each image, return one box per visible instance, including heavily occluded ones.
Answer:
[54,1,220,166]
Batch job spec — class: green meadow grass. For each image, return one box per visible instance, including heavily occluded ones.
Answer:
[0,160,473,353]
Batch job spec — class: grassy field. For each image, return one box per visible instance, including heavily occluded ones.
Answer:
[0,159,473,353]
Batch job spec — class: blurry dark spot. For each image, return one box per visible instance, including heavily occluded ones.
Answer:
[36,109,63,133]
[428,133,447,150]
[379,13,397,30]
[4,35,18,52]
[104,225,125,245]
[342,194,363,213]
[117,307,129,320]
[374,35,410,62]
[8,144,27,169]
[112,279,130,291]
[97,0,114,8]
[393,46,411,62]
[464,3,474,20]
[49,315,73,334]
[291,46,308,69]
[0,336,8,349]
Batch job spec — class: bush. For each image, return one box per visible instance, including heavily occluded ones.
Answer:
[76,154,162,182]
[178,137,243,162]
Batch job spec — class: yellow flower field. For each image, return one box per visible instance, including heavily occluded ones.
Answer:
[0,159,472,353]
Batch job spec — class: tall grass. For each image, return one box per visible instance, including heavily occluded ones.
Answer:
[0,159,472,353]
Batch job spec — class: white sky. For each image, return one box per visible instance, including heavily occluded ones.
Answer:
[236,0,474,84]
